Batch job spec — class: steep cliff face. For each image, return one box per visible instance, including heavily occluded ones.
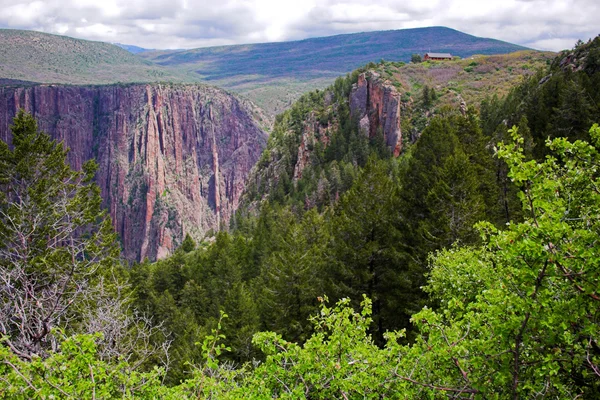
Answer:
[291,72,402,182]
[292,112,334,181]
[240,68,406,214]
[350,71,402,157]
[0,84,267,261]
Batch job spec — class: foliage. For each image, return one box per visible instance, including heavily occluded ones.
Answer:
[180,233,196,253]
[396,124,600,397]
[0,333,166,399]
[480,35,600,159]
[0,110,120,359]
[3,123,600,399]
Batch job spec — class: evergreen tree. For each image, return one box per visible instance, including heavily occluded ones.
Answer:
[327,158,408,341]
[257,208,327,343]
[0,110,120,359]
[180,233,196,253]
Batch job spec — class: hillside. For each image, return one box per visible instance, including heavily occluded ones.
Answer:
[0,29,199,85]
[241,49,554,211]
[142,26,529,115]
[1,23,600,397]
[117,38,600,385]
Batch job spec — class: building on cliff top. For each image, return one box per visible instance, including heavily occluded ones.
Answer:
[423,52,453,61]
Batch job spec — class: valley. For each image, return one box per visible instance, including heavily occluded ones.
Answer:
[0,19,599,397]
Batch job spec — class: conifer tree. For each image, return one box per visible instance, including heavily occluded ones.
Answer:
[327,158,408,341]
[0,110,120,359]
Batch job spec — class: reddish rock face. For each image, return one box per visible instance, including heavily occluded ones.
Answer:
[0,84,267,261]
[350,72,402,156]
[293,111,334,182]
[292,72,404,182]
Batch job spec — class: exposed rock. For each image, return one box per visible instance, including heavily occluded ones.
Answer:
[538,74,552,85]
[293,112,333,181]
[457,95,467,116]
[0,83,267,261]
[349,72,402,157]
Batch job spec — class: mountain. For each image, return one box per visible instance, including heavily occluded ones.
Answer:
[241,50,553,210]
[0,83,268,261]
[0,27,531,117]
[0,29,199,85]
[113,43,153,54]
[141,27,529,115]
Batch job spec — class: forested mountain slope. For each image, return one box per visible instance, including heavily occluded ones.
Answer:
[1,35,599,398]
[241,50,552,211]
[124,38,599,384]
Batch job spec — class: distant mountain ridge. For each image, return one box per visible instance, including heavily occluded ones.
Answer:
[143,27,528,81]
[113,43,153,54]
[0,27,531,116]
[0,29,199,85]
[140,26,529,114]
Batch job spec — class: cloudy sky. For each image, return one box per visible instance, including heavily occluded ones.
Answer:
[0,0,597,51]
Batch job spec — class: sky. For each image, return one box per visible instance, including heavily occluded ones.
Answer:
[0,0,597,52]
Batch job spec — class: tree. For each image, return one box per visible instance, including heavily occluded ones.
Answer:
[180,233,196,253]
[327,158,410,342]
[0,110,120,359]
[411,54,422,63]
[257,208,327,343]
[396,124,600,397]
[421,85,432,108]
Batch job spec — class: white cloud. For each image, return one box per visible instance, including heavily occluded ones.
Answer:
[0,0,596,51]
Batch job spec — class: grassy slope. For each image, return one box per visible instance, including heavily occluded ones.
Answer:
[141,27,529,115]
[376,50,555,108]
[0,29,200,85]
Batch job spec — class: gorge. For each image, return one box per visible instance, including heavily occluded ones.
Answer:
[0,83,267,261]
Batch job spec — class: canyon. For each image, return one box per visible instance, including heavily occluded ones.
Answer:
[0,83,267,261]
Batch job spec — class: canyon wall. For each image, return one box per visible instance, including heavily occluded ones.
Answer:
[0,83,268,261]
[350,71,402,157]
[292,71,403,182]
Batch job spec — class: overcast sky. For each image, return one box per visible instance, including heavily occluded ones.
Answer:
[0,0,597,52]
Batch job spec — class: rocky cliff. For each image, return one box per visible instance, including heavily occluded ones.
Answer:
[240,68,405,213]
[350,71,402,157]
[0,83,268,261]
[292,111,334,182]
[291,71,402,182]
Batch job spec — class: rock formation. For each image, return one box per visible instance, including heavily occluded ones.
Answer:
[293,111,333,181]
[291,72,404,183]
[350,72,402,156]
[0,83,267,261]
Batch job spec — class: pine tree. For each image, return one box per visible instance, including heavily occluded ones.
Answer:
[327,158,408,342]
[0,110,120,359]
[180,233,196,253]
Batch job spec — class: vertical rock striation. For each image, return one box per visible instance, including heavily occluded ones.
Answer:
[350,71,403,156]
[292,71,404,182]
[0,83,267,261]
[293,112,333,182]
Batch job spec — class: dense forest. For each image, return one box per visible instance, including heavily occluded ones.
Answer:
[1,36,599,398]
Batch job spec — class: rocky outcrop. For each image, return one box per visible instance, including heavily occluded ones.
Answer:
[350,72,402,156]
[293,111,333,181]
[0,83,267,261]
